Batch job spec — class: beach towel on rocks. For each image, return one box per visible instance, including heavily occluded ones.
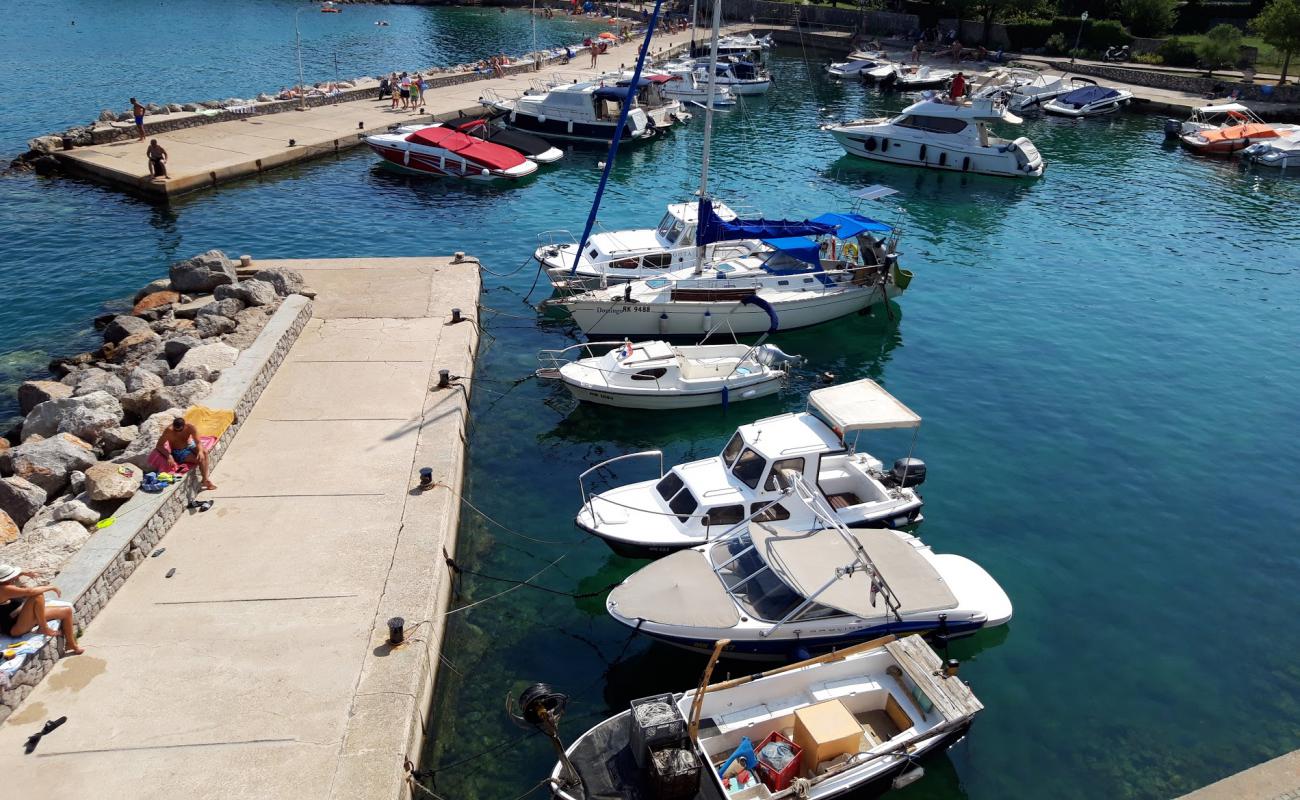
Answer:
[184,405,235,439]
[146,435,218,474]
[0,601,70,688]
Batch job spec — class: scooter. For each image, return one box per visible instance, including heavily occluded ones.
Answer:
[1103,45,1130,62]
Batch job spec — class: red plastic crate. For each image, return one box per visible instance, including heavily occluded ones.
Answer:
[754,731,803,791]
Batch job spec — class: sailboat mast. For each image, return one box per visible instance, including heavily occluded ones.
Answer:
[694,0,723,273]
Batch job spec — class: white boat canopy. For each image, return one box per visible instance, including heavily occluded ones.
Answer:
[1197,102,1253,114]
[808,378,921,434]
[750,522,957,617]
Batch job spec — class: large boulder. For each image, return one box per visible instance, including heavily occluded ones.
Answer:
[3,520,94,581]
[134,278,173,303]
[132,290,180,316]
[119,378,210,420]
[195,314,237,339]
[112,411,177,469]
[177,342,238,373]
[253,267,307,297]
[72,367,127,399]
[104,328,162,365]
[0,434,98,495]
[169,250,237,293]
[98,108,118,123]
[215,279,277,307]
[103,315,153,345]
[125,366,164,393]
[151,315,195,337]
[0,476,46,527]
[223,306,273,349]
[197,297,244,320]
[26,135,63,155]
[164,365,218,385]
[50,497,101,527]
[96,425,138,453]
[22,391,124,443]
[17,380,72,415]
[0,511,18,545]
[84,461,142,501]
[163,335,203,367]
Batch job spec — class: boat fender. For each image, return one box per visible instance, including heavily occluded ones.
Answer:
[510,111,517,123]
[538,115,546,122]
[962,156,970,171]
[864,136,877,152]
[658,313,669,335]
[918,144,926,162]
[938,151,947,167]
[702,309,712,332]
[793,646,812,661]
[880,137,889,151]
[721,384,729,412]
[567,121,573,133]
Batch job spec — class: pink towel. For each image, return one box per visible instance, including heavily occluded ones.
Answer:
[146,436,217,474]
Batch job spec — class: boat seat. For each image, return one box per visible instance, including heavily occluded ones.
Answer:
[809,678,882,704]
[827,492,863,510]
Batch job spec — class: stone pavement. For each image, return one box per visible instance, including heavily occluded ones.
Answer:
[1178,749,1300,800]
[0,257,480,800]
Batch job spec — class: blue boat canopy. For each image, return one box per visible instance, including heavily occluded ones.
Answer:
[1059,85,1119,108]
[593,85,635,101]
[615,77,653,89]
[811,212,891,239]
[697,198,836,246]
[761,237,822,269]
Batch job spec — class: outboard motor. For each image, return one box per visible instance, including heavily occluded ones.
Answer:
[510,683,579,788]
[891,457,927,488]
[1163,118,1182,139]
[754,343,803,367]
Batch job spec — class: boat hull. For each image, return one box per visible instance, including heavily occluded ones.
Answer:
[561,375,783,409]
[633,618,987,661]
[365,141,536,181]
[827,126,1044,179]
[493,107,655,144]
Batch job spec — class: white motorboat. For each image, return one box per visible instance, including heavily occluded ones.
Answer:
[882,64,954,90]
[1244,131,1300,169]
[1175,102,1266,138]
[1173,104,1298,155]
[824,96,1044,178]
[540,634,984,799]
[986,72,1091,112]
[537,339,799,409]
[482,79,658,143]
[650,69,737,108]
[1042,84,1132,117]
[669,57,772,95]
[363,125,538,180]
[536,200,766,288]
[602,72,692,129]
[604,474,1012,658]
[827,57,891,79]
[576,378,927,557]
[398,118,564,163]
[690,32,772,59]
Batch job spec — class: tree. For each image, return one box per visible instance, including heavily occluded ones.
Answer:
[1197,23,1243,77]
[1252,0,1300,83]
[1117,0,1178,37]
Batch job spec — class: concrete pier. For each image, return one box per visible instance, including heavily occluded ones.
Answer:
[0,257,479,799]
[1178,749,1300,800]
[52,24,742,200]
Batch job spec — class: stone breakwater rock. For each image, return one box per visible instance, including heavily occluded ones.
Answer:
[132,291,180,316]
[169,250,237,293]
[104,329,163,365]
[196,314,237,339]
[253,268,307,297]
[223,306,274,350]
[113,411,179,469]
[198,297,245,320]
[0,511,18,545]
[103,315,153,345]
[18,380,72,416]
[125,366,164,393]
[119,379,210,421]
[177,342,239,374]
[0,434,97,496]
[50,497,101,527]
[22,391,124,444]
[85,461,142,501]
[134,278,172,303]
[5,520,94,582]
[164,336,203,367]
[165,365,218,385]
[69,469,86,495]
[98,108,117,122]
[0,477,47,528]
[96,425,138,453]
[72,368,127,399]
[215,279,277,307]
[256,93,274,102]
[26,135,64,154]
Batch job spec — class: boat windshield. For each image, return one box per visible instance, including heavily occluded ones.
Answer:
[721,432,744,466]
[712,538,838,622]
[731,448,767,489]
[657,212,688,245]
[895,115,968,134]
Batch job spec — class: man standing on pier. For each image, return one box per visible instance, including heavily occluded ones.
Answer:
[130,97,146,141]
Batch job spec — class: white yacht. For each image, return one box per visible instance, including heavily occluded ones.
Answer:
[575,379,927,557]
[824,96,1045,178]
[536,200,765,288]
[482,79,660,143]
[649,68,737,108]
[1244,132,1300,169]
[883,64,954,90]
[667,57,772,95]
[537,339,799,409]
[1042,84,1132,117]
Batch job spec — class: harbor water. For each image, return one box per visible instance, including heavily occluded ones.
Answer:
[3,4,1300,798]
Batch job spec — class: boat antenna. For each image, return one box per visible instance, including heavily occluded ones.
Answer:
[569,0,666,276]
[693,0,723,275]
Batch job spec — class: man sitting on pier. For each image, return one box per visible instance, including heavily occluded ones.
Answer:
[154,416,217,491]
[147,139,168,179]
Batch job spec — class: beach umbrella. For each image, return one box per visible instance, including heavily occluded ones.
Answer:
[598,31,617,39]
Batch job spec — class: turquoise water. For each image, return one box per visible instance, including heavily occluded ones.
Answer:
[3,9,1300,797]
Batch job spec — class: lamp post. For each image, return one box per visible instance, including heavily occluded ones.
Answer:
[1071,11,1088,65]
[294,5,309,110]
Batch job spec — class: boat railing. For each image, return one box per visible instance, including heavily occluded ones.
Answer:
[536,229,579,250]
[536,340,624,373]
[479,87,521,104]
[578,450,665,516]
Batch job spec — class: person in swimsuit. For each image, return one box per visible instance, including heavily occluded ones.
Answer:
[154,416,217,491]
[0,565,83,655]
[147,139,168,178]
[131,97,146,141]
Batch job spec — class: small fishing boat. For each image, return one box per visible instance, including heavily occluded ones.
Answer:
[428,117,564,163]
[881,64,954,91]
[1243,131,1300,169]
[824,96,1044,178]
[1175,104,1298,155]
[537,340,800,409]
[1042,84,1132,117]
[363,125,538,180]
[534,634,984,799]
[576,378,927,557]
[604,473,1012,658]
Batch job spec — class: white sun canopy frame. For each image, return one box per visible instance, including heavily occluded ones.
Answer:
[1198,102,1253,114]
[807,378,921,435]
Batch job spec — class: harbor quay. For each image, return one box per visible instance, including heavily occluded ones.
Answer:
[0,256,480,799]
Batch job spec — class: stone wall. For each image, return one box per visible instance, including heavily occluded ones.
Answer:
[721,0,917,34]
[0,296,313,723]
[1053,60,1300,104]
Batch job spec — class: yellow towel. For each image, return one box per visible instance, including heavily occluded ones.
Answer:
[185,405,235,439]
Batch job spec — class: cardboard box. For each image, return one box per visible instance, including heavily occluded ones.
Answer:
[793,700,863,774]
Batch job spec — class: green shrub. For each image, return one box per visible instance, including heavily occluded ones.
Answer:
[1134,52,1165,63]
[1197,23,1244,74]
[1159,36,1200,66]
[1083,19,1134,49]
[1006,18,1054,49]
[1117,0,1179,36]
[1045,32,1069,54]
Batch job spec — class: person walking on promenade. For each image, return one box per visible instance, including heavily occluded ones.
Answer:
[589,43,599,67]
[147,139,168,178]
[0,565,83,655]
[390,72,401,109]
[130,97,146,141]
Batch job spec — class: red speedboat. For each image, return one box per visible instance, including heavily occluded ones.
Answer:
[364,126,539,181]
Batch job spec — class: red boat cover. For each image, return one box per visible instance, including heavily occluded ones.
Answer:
[405,127,526,170]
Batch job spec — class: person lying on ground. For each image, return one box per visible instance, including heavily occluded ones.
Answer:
[0,565,83,655]
[155,416,217,491]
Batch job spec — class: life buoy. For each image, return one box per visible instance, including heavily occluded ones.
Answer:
[842,241,859,262]
[864,137,877,152]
